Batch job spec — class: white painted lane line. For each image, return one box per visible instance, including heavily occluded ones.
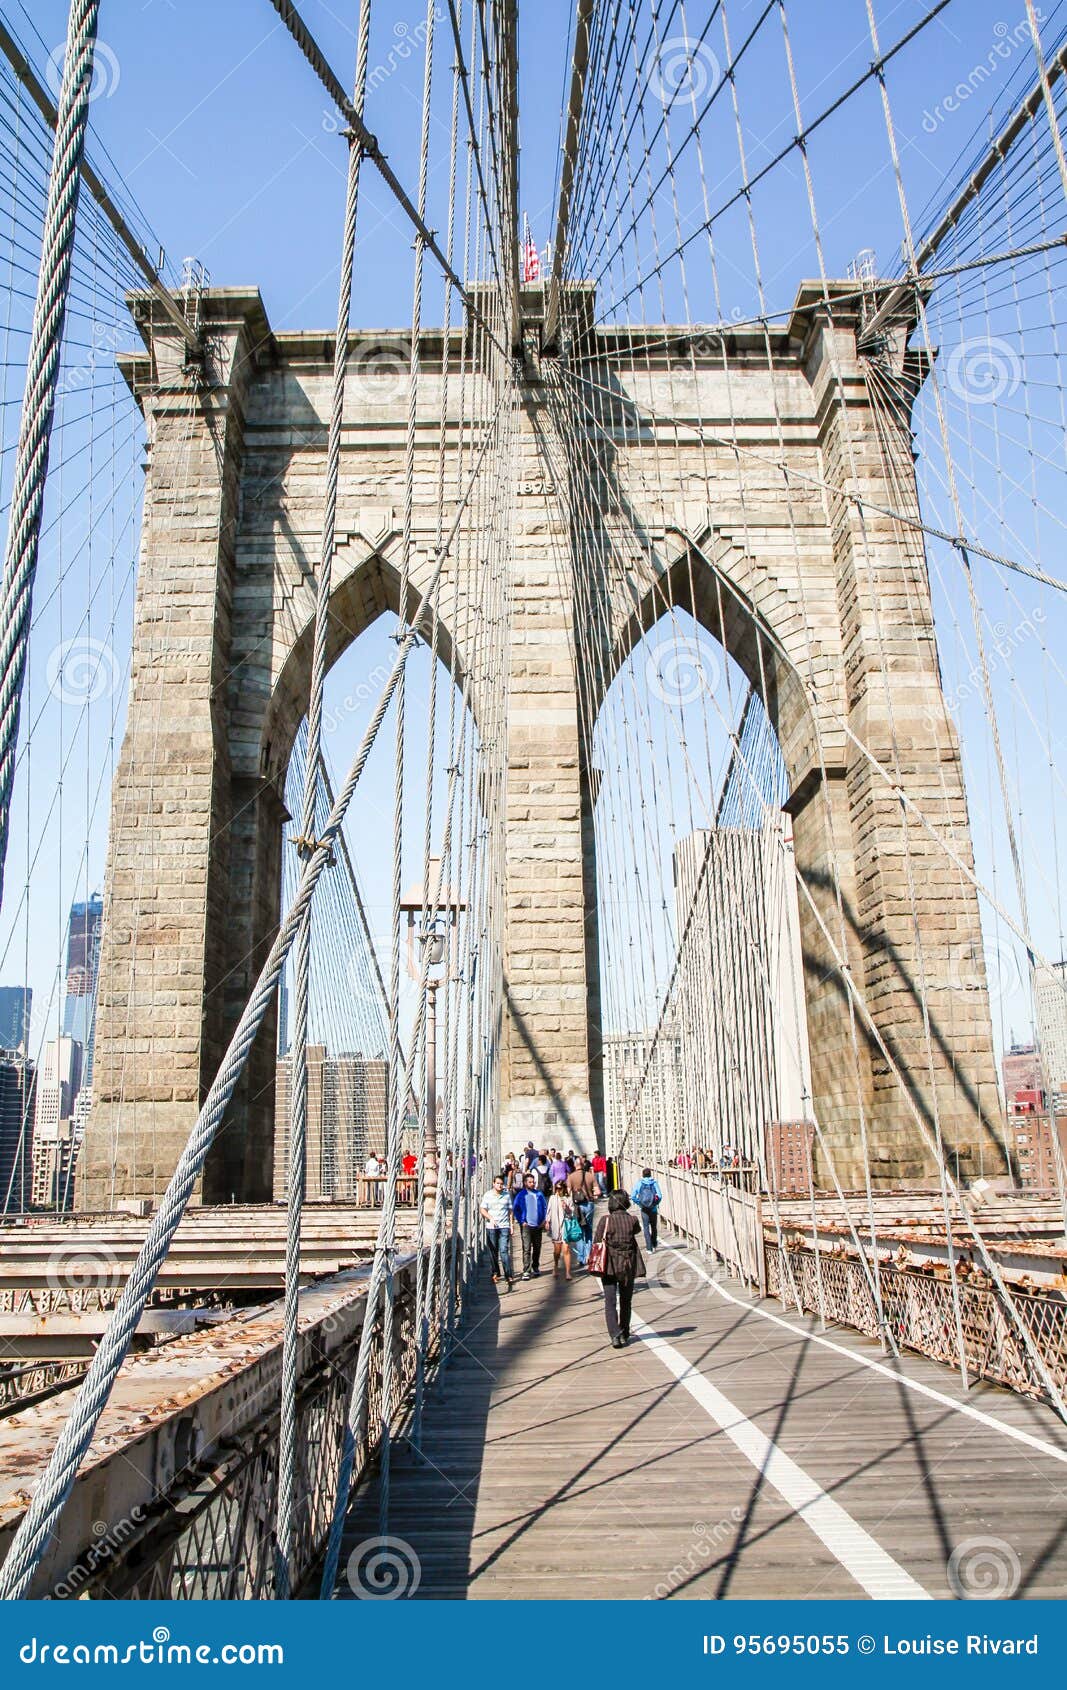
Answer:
[632,1310,932,1600]
[677,1251,1067,1469]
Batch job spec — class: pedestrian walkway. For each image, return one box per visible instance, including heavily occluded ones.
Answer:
[335,1235,1067,1600]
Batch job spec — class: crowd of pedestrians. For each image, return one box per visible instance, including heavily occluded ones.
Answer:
[477,1147,665,1350]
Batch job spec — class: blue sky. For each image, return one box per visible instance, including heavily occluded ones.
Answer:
[2,0,1066,1078]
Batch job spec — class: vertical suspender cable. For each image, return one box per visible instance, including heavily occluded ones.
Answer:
[275,0,373,1600]
[0,0,99,908]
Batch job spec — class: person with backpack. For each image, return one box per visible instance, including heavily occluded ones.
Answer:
[532,1152,553,1196]
[631,1167,663,1252]
[513,1171,548,1278]
[566,1156,598,1265]
[589,1190,645,1348]
[546,1180,581,1279]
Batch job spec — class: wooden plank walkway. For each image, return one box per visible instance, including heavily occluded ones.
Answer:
[335,1230,1067,1600]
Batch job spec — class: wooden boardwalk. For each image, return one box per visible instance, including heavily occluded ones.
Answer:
[335,1232,1067,1600]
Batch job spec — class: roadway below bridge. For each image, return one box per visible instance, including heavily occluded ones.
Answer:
[336,1231,1067,1600]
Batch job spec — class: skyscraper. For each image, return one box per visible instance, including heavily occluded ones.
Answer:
[0,986,31,1053]
[62,893,103,1051]
[0,1051,35,1213]
[673,819,813,1170]
[31,1036,83,1210]
[274,1046,388,1201]
[1034,962,1067,1099]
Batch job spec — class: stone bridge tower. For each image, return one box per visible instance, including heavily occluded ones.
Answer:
[79,282,1006,1208]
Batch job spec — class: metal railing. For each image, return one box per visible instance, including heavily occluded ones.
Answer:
[767,1243,1067,1403]
[619,1158,764,1290]
[1,1249,462,1598]
[639,1161,1067,1408]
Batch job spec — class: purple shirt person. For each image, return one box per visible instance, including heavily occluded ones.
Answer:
[549,1155,569,1185]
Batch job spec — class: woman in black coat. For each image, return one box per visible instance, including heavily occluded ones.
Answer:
[592,1190,645,1348]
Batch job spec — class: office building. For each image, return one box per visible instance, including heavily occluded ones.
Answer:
[1034,961,1067,1096]
[602,1028,682,1160]
[31,1036,83,1210]
[274,1046,389,1200]
[0,1051,35,1213]
[672,819,813,1170]
[62,893,103,1051]
[0,986,30,1053]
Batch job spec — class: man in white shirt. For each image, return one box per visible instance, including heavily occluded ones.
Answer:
[364,1152,382,1176]
[479,1172,514,1290]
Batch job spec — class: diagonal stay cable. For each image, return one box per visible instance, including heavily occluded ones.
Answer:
[265,0,510,363]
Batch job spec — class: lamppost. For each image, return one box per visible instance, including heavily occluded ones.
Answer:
[399,859,465,1234]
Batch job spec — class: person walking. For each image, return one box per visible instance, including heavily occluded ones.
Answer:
[631,1167,663,1252]
[545,1181,580,1279]
[566,1157,598,1265]
[513,1171,547,1279]
[591,1191,645,1348]
[590,1149,608,1196]
[548,1149,569,1187]
[479,1172,514,1290]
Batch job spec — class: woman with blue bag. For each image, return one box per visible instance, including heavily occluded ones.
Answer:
[546,1180,582,1280]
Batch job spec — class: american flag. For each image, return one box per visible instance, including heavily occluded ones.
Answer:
[521,215,541,283]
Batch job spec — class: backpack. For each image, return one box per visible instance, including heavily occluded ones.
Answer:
[562,1208,583,1243]
[537,1167,553,1196]
[637,1179,659,1211]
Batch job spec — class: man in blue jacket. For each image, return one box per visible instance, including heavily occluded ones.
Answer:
[631,1167,663,1252]
[513,1171,547,1279]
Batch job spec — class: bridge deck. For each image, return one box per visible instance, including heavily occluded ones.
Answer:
[337,1235,1067,1600]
